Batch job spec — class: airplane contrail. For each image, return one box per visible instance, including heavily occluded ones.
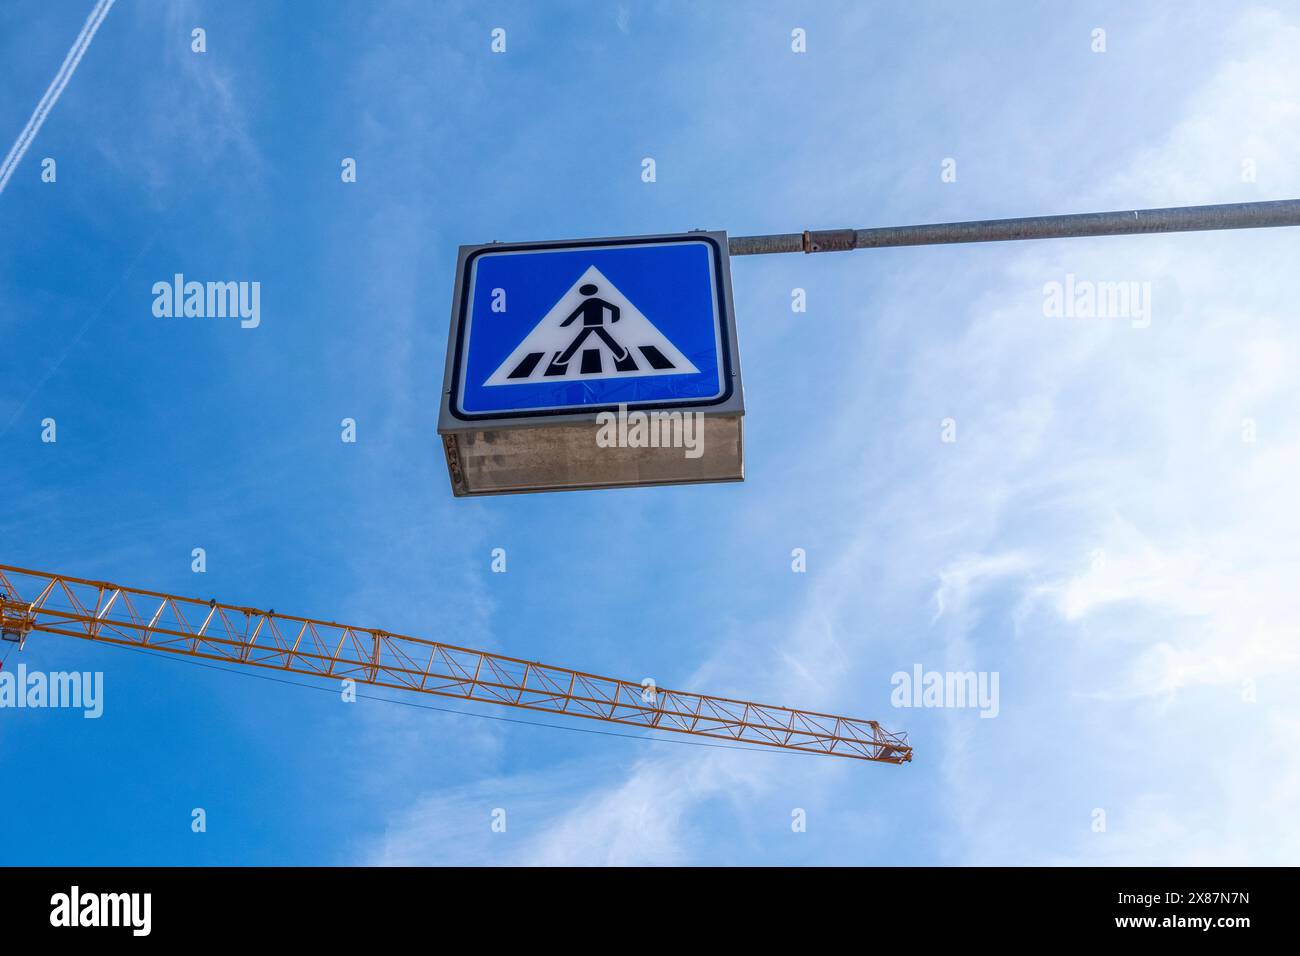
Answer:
[0,0,116,197]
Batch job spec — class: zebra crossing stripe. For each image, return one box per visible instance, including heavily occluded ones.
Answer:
[507,343,677,379]
[507,352,545,379]
[638,345,674,370]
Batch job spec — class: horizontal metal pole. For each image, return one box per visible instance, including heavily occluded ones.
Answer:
[727,198,1300,256]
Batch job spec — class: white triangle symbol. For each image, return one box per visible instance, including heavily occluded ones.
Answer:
[484,265,700,385]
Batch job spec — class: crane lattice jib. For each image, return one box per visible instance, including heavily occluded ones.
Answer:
[0,564,911,763]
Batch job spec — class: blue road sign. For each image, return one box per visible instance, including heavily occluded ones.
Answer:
[445,233,736,421]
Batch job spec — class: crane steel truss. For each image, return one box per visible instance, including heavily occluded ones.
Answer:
[0,564,912,764]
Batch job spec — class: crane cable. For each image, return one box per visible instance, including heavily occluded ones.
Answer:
[84,637,846,761]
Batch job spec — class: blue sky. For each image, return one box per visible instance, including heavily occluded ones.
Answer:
[2,0,1299,865]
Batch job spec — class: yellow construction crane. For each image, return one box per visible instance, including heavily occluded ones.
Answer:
[0,564,911,764]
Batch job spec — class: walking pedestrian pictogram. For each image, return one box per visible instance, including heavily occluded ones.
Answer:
[485,266,699,385]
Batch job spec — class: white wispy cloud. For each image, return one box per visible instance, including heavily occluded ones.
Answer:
[361,5,1300,866]
[913,6,1300,864]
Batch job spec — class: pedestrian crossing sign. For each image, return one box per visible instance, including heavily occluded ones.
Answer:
[438,231,744,496]
[442,232,740,422]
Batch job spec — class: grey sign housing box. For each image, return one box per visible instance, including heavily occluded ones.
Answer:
[438,231,744,496]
